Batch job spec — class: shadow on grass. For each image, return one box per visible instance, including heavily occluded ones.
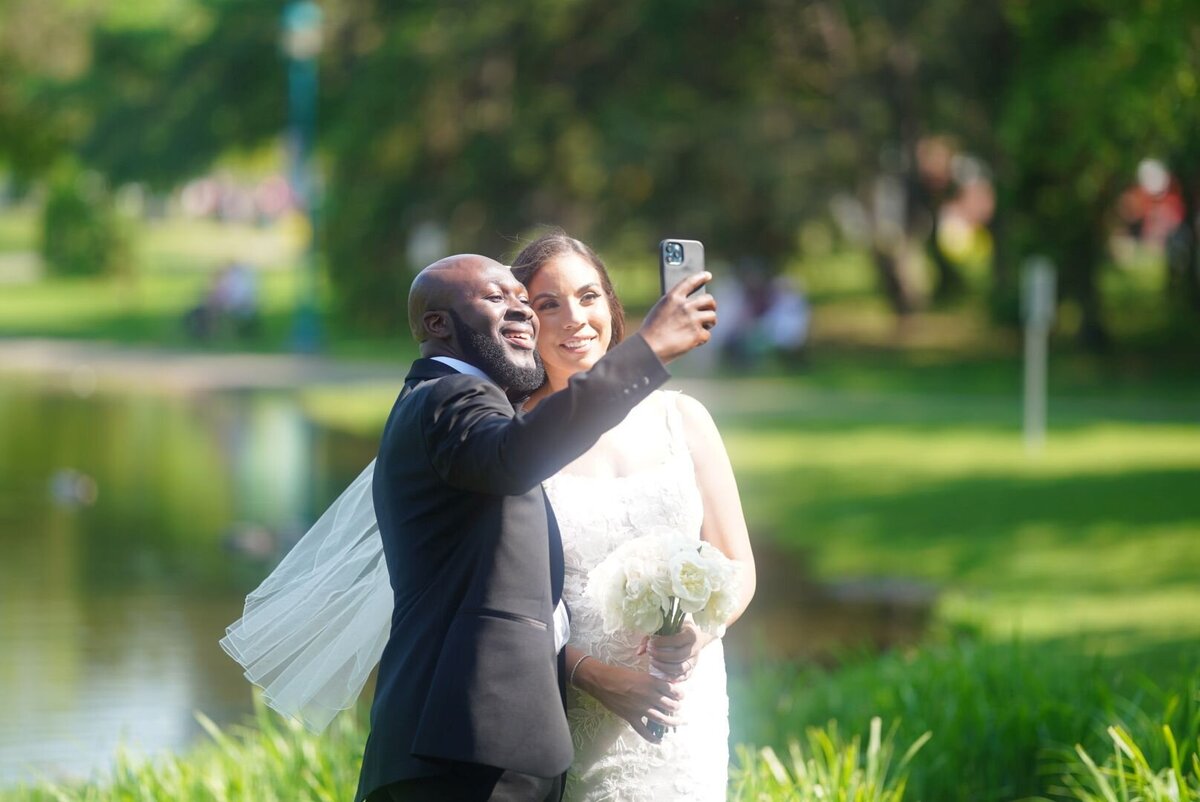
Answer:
[750,464,1200,592]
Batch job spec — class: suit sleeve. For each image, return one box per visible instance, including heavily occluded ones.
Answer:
[424,334,670,495]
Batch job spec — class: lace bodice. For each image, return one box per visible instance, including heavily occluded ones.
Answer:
[544,391,729,802]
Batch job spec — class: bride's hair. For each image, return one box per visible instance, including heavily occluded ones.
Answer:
[511,229,625,348]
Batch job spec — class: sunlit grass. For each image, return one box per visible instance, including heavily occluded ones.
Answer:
[0,270,304,345]
[293,370,1200,651]
[0,206,36,252]
[139,216,300,274]
[0,214,306,346]
[6,700,367,802]
[1056,725,1200,801]
[722,414,1200,647]
[730,718,930,802]
[732,639,1200,802]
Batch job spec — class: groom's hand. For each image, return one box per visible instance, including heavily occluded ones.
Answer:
[638,272,717,364]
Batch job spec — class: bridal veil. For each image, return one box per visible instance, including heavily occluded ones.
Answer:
[219,460,391,732]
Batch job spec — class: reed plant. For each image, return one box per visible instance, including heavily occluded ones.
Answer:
[9,700,368,802]
[730,716,930,802]
[1053,725,1200,801]
[731,638,1200,801]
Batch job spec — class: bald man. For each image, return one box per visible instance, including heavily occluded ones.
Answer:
[356,255,715,802]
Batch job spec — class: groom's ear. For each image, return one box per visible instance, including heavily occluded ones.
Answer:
[422,310,452,341]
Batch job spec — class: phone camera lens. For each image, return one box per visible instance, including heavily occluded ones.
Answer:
[665,242,684,265]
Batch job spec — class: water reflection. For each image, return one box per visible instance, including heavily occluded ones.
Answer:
[0,383,377,786]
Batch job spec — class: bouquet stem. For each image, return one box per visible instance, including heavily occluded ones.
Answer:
[647,598,685,740]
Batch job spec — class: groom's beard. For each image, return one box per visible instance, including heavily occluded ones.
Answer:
[449,309,546,399]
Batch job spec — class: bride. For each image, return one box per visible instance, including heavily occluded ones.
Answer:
[220,232,755,800]
[511,231,756,801]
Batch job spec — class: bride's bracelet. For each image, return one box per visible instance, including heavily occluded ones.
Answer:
[569,654,592,687]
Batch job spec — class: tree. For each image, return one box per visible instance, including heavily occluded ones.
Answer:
[998,0,1200,350]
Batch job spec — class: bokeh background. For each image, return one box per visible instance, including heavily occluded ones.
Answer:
[0,1,1198,800]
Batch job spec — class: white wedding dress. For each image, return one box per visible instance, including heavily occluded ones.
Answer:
[543,390,729,802]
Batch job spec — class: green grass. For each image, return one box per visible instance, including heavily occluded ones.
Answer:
[9,641,1196,802]
[0,212,412,355]
[730,718,931,802]
[6,701,368,802]
[0,206,36,252]
[720,406,1200,648]
[296,360,1200,651]
[1057,724,1200,801]
[731,638,1200,801]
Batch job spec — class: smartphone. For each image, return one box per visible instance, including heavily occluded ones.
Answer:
[659,239,707,297]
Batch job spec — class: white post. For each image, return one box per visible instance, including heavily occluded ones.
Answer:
[1021,257,1056,454]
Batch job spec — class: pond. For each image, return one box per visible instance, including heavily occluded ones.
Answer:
[0,377,932,788]
[0,381,376,787]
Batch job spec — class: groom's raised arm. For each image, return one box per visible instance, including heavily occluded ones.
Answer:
[422,269,715,494]
[423,333,668,495]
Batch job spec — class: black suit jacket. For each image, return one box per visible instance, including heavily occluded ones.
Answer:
[355,334,669,801]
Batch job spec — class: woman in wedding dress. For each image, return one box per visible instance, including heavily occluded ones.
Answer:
[511,232,757,801]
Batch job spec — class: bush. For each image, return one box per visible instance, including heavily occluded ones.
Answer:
[40,163,133,278]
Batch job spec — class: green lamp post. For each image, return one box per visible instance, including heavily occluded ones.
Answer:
[283,0,323,353]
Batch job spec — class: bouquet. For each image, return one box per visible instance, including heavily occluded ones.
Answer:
[585,530,742,738]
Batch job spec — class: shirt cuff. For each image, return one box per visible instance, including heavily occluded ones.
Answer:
[553,600,571,652]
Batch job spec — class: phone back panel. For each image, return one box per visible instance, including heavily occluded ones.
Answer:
[659,239,706,295]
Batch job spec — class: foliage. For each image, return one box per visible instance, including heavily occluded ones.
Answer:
[72,0,285,191]
[40,163,133,277]
[8,699,368,802]
[731,639,1200,802]
[1056,725,1200,802]
[7,643,1198,802]
[997,0,1200,348]
[6,0,1200,344]
[316,0,1015,330]
[729,717,930,802]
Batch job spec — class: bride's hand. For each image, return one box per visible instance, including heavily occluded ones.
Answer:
[645,622,711,682]
[573,658,685,743]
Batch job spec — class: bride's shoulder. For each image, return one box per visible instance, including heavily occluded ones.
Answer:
[656,391,724,454]
[651,389,715,422]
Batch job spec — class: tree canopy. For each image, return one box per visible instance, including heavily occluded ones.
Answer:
[4,0,1198,344]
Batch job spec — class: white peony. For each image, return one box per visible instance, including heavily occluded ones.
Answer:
[669,548,714,613]
[585,530,742,636]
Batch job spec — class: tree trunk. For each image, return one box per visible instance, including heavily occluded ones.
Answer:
[871,246,917,316]
[1069,226,1111,353]
[1167,172,1200,321]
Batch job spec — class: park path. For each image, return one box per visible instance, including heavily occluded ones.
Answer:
[0,337,406,393]
[0,336,784,416]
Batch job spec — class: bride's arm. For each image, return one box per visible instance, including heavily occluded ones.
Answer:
[564,644,684,743]
[681,393,756,622]
[649,393,756,678]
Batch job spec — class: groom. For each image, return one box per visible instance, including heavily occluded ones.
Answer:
[357,254,715,802]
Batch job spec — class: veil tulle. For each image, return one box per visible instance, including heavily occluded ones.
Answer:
[219,460,391,732]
